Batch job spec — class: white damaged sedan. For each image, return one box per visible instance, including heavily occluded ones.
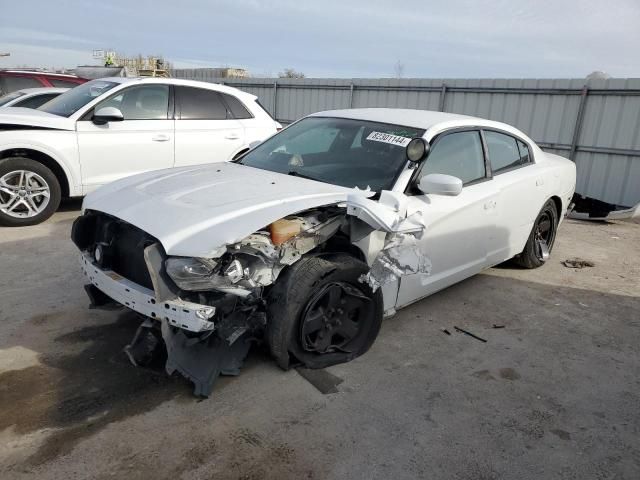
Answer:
[72,108,576,396]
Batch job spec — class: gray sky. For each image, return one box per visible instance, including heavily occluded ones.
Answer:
[1,0,639,78]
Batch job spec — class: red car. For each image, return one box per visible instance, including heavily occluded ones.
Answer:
[0,70,87,95]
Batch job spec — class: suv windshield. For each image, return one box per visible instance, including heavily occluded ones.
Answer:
[39,80,119,117]
[238,117,424,191]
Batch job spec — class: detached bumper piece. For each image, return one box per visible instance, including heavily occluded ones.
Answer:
[122,318,253,397]
[568,194,640,221]
[161,321,252,397]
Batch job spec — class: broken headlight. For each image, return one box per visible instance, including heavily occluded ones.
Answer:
[165,257,219,291]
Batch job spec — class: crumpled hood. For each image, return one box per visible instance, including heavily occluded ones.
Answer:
[83,162,369,257]
[0,107,74,130]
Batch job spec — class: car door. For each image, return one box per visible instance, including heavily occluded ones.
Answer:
[76,84,174,191]
[482,130,544,262]
[173,86,244,166]
[395,129,500,308]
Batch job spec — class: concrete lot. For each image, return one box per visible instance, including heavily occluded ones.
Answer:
[0,202,639,480]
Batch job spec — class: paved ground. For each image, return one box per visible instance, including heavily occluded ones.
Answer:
[1,202,639,480]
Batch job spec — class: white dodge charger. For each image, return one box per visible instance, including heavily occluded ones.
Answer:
[0,78,280,226]
[72,108,576,396]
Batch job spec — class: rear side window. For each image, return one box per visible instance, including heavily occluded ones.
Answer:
[222,93,253,119]
[485,131,530,173]
[176,86,227,120]
[50,79,81,88]
[0,76,42,94]
[15,93,60,109]
[422,130,486,184]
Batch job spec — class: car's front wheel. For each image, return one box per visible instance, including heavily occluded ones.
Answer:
[267,254,383,370]
[0,157,61,227]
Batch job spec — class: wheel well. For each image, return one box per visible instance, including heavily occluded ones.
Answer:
[321,233,367,263]
[0,148,70,198]
[550,195,562,221]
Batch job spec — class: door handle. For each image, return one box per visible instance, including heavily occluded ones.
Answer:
[484,200,497,210]
[152,134,170,142]
[225,133,240,140]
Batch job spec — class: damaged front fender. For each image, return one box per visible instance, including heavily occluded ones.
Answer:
[359,233,431,292]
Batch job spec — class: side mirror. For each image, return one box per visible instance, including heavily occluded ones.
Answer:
[93,107,124,125]
[418,173,463,196]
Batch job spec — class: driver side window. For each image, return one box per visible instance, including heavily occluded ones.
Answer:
[94,85,169,120]
[421,130,486,185]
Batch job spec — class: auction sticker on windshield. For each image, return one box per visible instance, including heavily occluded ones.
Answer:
[366,131,412,147]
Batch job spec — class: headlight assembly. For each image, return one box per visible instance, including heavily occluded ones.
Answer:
[165,257,219,291]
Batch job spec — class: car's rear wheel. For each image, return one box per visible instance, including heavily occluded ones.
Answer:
[266,254,383,370]
[0,157,61,227]
[513,199,558,269]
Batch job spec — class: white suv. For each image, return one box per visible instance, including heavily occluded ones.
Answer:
[0,78,280,226]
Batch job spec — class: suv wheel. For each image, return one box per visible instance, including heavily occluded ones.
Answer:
[0,157,61,227]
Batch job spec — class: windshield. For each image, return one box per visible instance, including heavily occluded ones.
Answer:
[0,91,25,107]
[238,117,424,191]
[38,80,119,117]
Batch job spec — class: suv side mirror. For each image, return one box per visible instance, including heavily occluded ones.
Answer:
[418,173,463,196]
[93,107,124,125]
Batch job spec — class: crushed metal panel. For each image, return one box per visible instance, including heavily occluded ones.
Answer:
[351,228,387,266]
[346,190,425,233]
[360,233,432,292]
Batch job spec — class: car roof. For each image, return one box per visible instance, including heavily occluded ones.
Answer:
[0,70,80,78]
[310,108,481,129]
[309,108,533,142]
[96,77,258,100]
[16,87,69,95]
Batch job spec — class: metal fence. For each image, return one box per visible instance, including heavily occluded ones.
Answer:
[172,71,640,207]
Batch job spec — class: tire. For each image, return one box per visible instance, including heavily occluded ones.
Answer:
[0,157,61,227]
[513,199,558,269]
[266,254,383,370]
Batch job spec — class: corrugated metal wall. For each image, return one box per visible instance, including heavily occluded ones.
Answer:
[172,70,640,207]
